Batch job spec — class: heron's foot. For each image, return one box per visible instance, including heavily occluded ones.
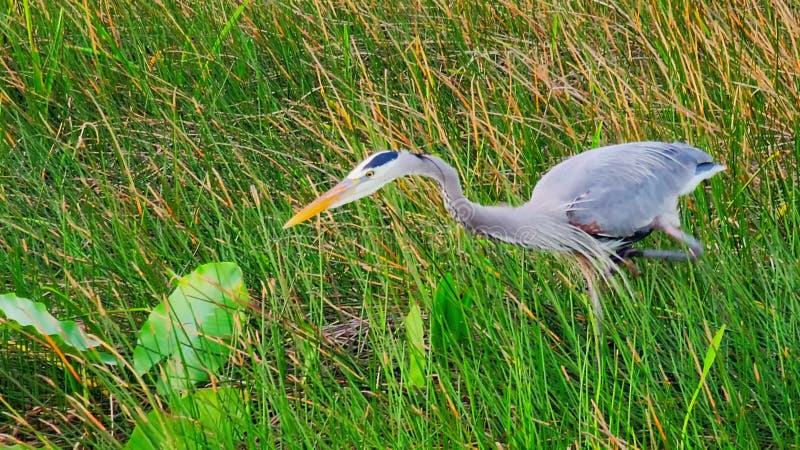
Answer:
[619,258,641,276]
[608,248,642,276]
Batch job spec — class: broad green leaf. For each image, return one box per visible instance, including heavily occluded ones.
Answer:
[133,262,249,394]
[431,274,471,352]
[404,302,426,388]
[173,387,248,435]
[125,409,185,450]
[0,293,113,363]
[125,388,248,450]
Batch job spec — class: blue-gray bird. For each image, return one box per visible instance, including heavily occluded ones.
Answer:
[284,142,725,327]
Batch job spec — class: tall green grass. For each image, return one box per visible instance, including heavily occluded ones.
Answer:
[1,0,798,447]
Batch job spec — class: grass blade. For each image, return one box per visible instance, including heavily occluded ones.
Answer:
[682,325,727,439]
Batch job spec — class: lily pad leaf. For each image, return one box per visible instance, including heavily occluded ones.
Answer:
[0,293,111,363]
[132,262,249,394]
[125,387,248,450]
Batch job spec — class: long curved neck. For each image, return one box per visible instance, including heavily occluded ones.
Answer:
[411,153,612,262]
[417,155,497,234]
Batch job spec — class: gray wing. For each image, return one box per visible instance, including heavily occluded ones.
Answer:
[528,142,719,239]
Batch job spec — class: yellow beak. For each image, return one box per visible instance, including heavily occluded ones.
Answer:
[283,179,356,229]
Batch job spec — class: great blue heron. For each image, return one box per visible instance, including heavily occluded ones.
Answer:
[284,142,725,330]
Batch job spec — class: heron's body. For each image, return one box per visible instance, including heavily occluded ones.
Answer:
[529,142,721,242]
[284,141,725,329]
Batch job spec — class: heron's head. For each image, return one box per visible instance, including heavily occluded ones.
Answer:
[284,150,424,228]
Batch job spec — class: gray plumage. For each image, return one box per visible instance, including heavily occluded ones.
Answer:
[531,142,719,240]
[285,141,726,331]
[409,142,724,260]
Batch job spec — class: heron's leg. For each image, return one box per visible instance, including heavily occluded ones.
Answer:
[636,249,697,261]
[621,222,705,262]
[658,223,704,258]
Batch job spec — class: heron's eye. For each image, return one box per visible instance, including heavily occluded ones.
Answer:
[364,170,375,178]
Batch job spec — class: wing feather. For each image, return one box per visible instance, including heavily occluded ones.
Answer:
[528,142,719,239]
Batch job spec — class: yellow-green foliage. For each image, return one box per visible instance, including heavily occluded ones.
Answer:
[0,0,797,448]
